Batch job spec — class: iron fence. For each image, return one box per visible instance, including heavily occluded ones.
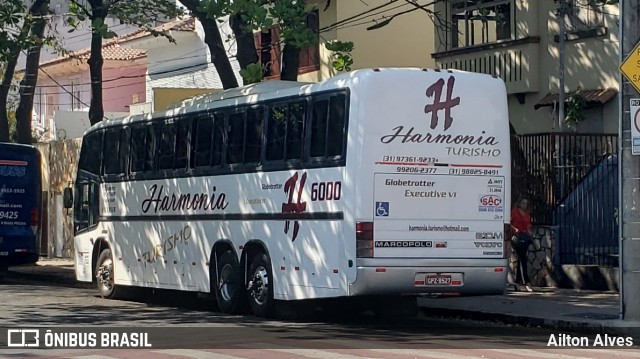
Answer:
[512,132,618,266]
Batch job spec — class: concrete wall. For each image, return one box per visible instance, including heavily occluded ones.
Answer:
[300,0,437,83]
[511,1,620,134]
[509,225,619,291]
[35,139,82,259]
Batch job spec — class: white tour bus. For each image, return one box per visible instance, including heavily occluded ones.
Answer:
[64,68,510,317]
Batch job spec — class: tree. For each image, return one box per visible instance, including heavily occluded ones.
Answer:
[181,0,323,88]
[0,0,48,143]
[14,0,50,144]
[66,0,183,125]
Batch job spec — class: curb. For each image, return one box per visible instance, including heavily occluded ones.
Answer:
[419,307,636,336]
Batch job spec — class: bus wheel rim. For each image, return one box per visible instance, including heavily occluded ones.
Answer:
[219,263,235,302]
[251,266,269,305]
[97,258,113,291]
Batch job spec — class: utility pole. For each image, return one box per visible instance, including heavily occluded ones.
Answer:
[558,0,567,132]
[619,0,640,321]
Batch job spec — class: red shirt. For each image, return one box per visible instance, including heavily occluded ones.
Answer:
[511,208,531,234]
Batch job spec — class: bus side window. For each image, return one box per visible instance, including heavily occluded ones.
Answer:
[175,120,190,170]
[158,122,176,171]
[103,129,120,176]
[245,106,264,163]
[286,101,306,160]
[79,131,103,175]
[310,99,329,158]
[310,95,346,159]
[130,126,146,173]
[211,114,225,167]
[144,125,158,172]
[193,117,213,168]
[227,111,245,164]
[74,182,90,233]
[266,101,306,162]
[266,104,287,161]
[327,94,347,157]
[118,128,130,175]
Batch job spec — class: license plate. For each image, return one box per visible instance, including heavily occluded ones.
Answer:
[426,275,451,285]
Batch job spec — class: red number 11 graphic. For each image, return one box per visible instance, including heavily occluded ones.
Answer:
[282,172,307,242]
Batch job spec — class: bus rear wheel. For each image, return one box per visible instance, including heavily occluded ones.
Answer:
[247,253,274,318]
[214,250,244,314]
[96,248,118,299]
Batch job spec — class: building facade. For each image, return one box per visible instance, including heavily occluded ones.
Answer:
[431,0,619,134]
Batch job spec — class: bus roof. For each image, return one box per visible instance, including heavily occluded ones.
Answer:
[87,67,497,133]
[0,142,38,152]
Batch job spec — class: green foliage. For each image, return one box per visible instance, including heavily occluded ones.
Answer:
[325,40,354,72]
[271,0,316,49]
[240,62,264,84]
[564,93,586,129]
[0,0,40,63]
[66,0,183,42]
[92,18,117,39]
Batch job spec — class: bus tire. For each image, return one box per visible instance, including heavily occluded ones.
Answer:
[214,250,244,314]
[96,248,118,299]
[247,253,275,318]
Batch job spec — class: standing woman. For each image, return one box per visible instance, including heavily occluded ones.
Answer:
[511,198,533,289]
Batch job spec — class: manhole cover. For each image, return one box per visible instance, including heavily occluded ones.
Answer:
[563,312,618,320]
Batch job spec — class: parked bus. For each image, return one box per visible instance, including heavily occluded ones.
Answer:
[0,142,42,272]
[65,68,510,317]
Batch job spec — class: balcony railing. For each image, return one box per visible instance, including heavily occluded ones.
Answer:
[432,37,540,94]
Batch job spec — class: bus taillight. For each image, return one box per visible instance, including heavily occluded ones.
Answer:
[30,208,40,235]
[356,221,374,258]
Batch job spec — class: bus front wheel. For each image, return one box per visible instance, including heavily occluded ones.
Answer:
[214,250,244,314]
[247,253,274,318]
[96,248,118,299]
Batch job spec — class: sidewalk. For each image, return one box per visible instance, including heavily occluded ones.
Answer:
[8,258,640,335]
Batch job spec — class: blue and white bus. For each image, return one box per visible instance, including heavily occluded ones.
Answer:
[0,142,42,271]
[66,68,511,317]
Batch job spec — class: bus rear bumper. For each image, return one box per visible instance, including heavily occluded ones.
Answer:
[349,259,508,296]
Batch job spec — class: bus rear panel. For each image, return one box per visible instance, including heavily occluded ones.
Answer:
[0,143,41,268]
[348,69,510,296]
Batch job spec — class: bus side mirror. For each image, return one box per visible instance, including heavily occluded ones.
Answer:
[63,187,73,209]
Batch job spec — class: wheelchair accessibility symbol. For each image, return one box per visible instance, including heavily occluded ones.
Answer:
[375,202,389,217]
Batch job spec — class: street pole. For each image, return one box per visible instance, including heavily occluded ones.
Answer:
[620,0,640,321]
[558,0,566,132]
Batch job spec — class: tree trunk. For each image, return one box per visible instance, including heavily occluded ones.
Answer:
[0,53,20,143]
[201,16,239,89]
[0,0,44,142]
[181,0,239,89]
[87,26,105,125]
[14,0,49,144]
[229,13,258,70]
[280,43,300,81]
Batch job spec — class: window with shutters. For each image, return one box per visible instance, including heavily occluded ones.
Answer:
[255,10,320,78]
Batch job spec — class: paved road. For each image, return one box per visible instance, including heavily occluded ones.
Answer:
[1,276,640,358]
